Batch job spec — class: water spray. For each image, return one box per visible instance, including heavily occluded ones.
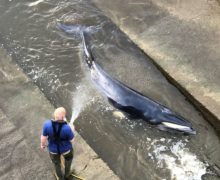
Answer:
[70,81,95,126]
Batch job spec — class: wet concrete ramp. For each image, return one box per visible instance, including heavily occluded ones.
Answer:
[0,48,119,180]
[0,48,54,179]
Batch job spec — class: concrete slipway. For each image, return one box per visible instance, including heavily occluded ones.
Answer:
[0,47,119,180]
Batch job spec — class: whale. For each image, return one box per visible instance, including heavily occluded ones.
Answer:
[58,24,196,134]
[81,32,196,135]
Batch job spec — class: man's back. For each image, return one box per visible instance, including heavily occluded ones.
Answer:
[42,120,74,154]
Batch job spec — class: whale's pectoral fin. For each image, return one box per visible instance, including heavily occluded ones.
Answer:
[156,121,196,135]
[153,112,196,134]
[157,121,196,134]
[156,123,183,134]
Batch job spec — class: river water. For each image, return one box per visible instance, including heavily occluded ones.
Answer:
[0,0,220,179]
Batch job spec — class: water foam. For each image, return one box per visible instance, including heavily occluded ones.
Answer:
[152,140,207,180]
[27,0,44,7]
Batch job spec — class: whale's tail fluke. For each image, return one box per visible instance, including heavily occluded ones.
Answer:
[57,23,86,35]
[57,23,95,68]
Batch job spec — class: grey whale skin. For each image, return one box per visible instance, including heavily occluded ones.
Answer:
[81,32,196,135]
[58,24,196,134]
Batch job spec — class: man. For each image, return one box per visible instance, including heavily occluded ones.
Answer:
[41,107,74,180]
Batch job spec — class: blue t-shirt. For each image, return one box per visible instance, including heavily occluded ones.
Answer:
[42,120,74,154]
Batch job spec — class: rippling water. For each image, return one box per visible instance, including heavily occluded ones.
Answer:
[1,0,220,179]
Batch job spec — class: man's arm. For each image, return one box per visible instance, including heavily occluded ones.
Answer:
[41,135,48,150]
[41,121,48,150]
[67,124,75,143]
[70,135,74,143]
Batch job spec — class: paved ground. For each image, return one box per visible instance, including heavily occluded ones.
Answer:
[0,47,119,180]
[92,0,220,133]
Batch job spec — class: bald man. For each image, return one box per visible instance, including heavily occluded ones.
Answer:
[41,107,74,180]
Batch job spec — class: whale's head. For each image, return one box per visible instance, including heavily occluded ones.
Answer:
[153,112,196,135]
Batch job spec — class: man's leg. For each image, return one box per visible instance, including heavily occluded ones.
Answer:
[63,149,74,179]
[49,153,63,180]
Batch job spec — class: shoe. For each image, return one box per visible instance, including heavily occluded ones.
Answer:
[64,175,71,180]
[71,168,77,175]
[53,171,63,180]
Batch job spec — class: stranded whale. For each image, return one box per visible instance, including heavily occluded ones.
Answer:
[81,32,196,135]
[58,24,196,134]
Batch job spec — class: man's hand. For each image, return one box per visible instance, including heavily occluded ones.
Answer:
[40,135,48,150]
[41,143,46,150]
[70,124,75,132]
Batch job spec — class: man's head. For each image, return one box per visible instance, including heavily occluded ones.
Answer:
[54,107,66,121]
